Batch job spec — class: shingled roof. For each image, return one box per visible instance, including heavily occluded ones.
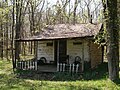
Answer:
[17,23,102,41]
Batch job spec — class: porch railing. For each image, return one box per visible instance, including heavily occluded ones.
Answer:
[17,60,37,70]
[16,61,80,73]
[57,63,80,73]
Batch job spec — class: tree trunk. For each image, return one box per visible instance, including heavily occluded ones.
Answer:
[5,0,9,60]
[73,0,78,24]
[12,0,15,69]
[15,0,23,64]
[106,0,119,81]
[0,24,3,59]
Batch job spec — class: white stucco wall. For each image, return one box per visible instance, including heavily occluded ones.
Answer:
[37,39,90,64]
[67,39,90,64]
[37,41,54,63]
[83,41,89,62]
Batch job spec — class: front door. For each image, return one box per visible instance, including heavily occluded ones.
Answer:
[59,40,67,63]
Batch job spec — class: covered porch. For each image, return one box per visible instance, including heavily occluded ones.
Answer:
[16,39,84,73]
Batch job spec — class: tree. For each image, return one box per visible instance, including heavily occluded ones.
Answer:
[15,0,23,64]
[0,0,12,60]
[73,0,78,24]
[102,0,119,81]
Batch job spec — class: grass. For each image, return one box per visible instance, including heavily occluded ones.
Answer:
[0,60,120,90]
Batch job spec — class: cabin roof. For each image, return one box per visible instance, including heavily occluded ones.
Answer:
[16,23,102,41]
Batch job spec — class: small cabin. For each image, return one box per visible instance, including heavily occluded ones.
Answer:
[16,23,103,73]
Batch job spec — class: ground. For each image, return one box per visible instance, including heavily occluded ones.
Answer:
[0,60,120,90]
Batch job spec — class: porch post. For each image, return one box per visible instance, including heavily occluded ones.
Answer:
[81,41,84,72]
[12,40,16,70]
[34,41,38,60]
[57,40,59,71]
[14,40,20,68]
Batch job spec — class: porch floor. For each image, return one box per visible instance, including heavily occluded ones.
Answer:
[37,65,57,72]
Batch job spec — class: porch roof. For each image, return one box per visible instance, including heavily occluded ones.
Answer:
[16,23,102,41]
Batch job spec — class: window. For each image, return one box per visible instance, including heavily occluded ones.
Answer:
[73,42,82,45]
[46,42,53,46]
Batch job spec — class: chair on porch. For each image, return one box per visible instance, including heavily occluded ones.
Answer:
[73,56,82,72]
[59,55,69,64]
[73,56,81,65]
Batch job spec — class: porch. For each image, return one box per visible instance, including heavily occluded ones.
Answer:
[15,39,89,73]
[38,65,57,72]
[16,59,81,73]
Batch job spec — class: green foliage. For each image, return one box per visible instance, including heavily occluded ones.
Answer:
[53,72,81,81]
[0,1,12,25]
[94,25,107,46]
